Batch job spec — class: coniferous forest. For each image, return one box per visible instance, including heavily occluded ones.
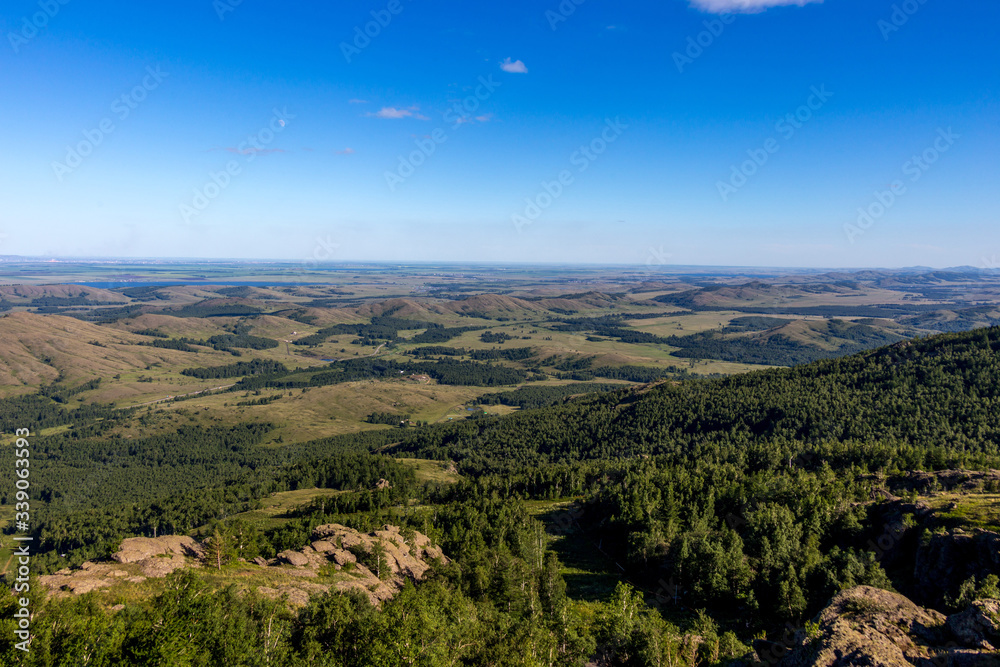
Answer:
[4,319,1000,664]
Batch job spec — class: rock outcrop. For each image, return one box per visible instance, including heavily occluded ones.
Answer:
[948,599,1000,651]
[253,524,448,605]
[111,535,204,563]
[40,525,448,609]
[889,470,1000,495]
[914,530,1000,606]
[863,495,1000,609]
[39,535,202,596]
[774,586,1000,666]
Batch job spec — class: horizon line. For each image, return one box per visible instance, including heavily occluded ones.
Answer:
[0,255,992,273]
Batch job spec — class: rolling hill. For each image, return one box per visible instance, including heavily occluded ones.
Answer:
[0,312,235,397]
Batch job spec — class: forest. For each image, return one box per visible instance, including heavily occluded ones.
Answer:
[3,325,1000,664]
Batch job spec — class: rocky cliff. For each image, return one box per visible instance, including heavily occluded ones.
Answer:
[769,586,1000,666]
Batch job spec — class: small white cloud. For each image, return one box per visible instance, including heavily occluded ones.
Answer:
[500,58,528,73]
[348,98,369,104]
[366,106,428,120]
[689,0,821,13]
[335,147,355,155]
[368,107,411,119]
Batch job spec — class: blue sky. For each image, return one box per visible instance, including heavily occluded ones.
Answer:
[1,0,997,268]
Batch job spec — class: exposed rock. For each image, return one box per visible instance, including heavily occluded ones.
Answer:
[257,583,330,608]
[334,579,396,605]
[780,586,947,666]
[948,599,1000,650]
[311,540,335,553]
[915,530,1000,606]
[331,550,356,567]
[311,523,448,583]
[40,524,448,612]
[778,587,1000,667]
[889,470,1000,495]
[138,554,188,578]
[64,578,114,595]
[863,495,1000,609]
[277,550,310,567]
[928,648,1000,665]
[40,537,203,597]
[112,536,204,564]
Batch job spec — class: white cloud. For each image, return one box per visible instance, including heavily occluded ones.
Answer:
[348,98,368,104]
[366,106,428,120]
[500,58,528,73]
[689,0,821,13]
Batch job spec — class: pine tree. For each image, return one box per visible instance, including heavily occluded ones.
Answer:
[205,529,230,571]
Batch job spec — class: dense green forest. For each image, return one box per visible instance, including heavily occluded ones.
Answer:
[476,383,624,409]
[181,359,289,379]
[290,315,468,347]
[4,326,1000,664]
[232,356,529,390]
[662,319,906,366]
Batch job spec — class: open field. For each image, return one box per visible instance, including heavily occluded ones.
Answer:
[924,493,1000,532]
[526,500,624,603]
[395,459,460,485]
[213,488,349,532]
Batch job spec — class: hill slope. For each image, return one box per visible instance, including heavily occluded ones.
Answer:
[0,312,228,394]
[394,326,1000,465]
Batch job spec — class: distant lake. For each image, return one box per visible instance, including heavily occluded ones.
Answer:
[72,281,326,289]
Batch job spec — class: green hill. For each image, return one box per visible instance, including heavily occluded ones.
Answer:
[5,326,1000,664]
[393,326,1000,466]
